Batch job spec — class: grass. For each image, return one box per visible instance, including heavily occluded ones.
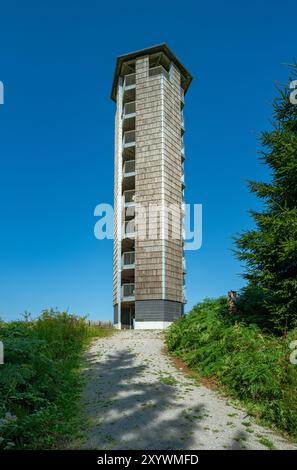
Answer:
[0,309,113,449]
[158,375,177,386]
[166,298,297,440]
[257,435,276,450]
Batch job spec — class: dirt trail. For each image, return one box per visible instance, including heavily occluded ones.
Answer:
[77,330,296,450]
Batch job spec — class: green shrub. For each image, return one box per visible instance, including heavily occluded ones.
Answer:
[0,310,112,449]
[166,298,297,438]
[235,285,272,330]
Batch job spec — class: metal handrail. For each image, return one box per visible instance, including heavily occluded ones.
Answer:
[148,65,170,80]
[123,189,135,204]
[123,160,135,175]
[124,73,136,88]
[123,220,135,236]
[123,130,135,146]
[122,251,135,267]
[123,101,136,117]
[122,283,135,298]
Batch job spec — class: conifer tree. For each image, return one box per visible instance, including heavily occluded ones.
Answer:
[235,65,297,332]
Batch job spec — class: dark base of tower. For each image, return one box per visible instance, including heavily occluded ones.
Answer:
[113,300,184,329]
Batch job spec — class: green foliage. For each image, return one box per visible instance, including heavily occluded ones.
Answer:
[166,299,297,438]
[234,285,272,330]
[0,309,112,449]
[234,64,297,332]
[158,375,177,386]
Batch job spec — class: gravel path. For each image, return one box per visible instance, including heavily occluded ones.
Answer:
[78,330,296,450]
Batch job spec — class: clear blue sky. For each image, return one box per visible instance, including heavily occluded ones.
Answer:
[0,0,296,321]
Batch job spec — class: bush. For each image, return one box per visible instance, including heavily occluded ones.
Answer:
[166,298,297,438]
[235,285,272,330]
[0,309,112,449]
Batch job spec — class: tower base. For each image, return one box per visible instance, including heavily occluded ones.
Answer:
[135,299,183,328]
[134,321,173,330]
[114,300,184,329]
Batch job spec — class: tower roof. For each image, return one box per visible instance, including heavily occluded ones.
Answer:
[111,43,192,101]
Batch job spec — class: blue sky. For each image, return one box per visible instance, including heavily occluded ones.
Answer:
[0,0,296,321]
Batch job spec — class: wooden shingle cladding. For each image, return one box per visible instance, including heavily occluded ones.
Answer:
[135,56,163,300]
[163,64,184,303]
[134,56,183,303]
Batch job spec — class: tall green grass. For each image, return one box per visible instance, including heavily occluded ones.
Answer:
[166,298,297,439]
[0,309,112,449]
